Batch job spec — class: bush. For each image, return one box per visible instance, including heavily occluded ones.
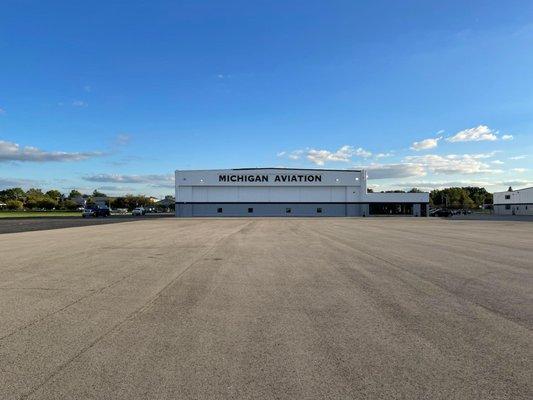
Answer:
[6,199,24,210]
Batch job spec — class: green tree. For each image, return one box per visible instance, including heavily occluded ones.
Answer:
[36,197,57,210]
[6,199,24,210]
[68,189,82,198]
[62,199,80,210]
[92,190,107,197]
[26,188,43,197]
[0,187,26,201]
[45,190,62,200]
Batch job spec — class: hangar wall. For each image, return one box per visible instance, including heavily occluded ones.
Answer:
[175,168,428,217]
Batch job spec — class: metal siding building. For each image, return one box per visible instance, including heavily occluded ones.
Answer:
[175,168,429,217]
[493,187,533,215]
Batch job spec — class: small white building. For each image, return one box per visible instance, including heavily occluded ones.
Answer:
[175,168,429,217]
[493,186,533,215]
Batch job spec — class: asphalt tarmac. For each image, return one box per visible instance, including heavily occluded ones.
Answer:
[0,213,173,234]
[1,218,532,399]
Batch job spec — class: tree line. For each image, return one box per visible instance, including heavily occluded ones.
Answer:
[0,188,173,211]
[367,186,493,209]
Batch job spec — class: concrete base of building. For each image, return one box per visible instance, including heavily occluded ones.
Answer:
[176,203,428,217]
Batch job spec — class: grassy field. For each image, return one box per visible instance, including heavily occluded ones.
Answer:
[0,211,81,218]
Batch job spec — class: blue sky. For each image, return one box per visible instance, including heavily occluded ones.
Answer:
[1,0,532,197]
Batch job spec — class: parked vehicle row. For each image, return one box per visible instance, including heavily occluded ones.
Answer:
[82,205,111,218]
[429,208,473,217]
[81,205,169,217]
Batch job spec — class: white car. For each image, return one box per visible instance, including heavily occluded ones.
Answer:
[132,207,146,216]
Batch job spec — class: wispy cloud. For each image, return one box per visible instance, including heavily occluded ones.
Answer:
[0,107,5,115]
[114,133,131,146]
[0,140,103,162]
[511,168,527,173]
[82,173,174,188]
[375,152,394,159]
[446,125,498,142]
[72,100,87,107]
[306,146,372,166]
[410,137,441,151]
[491,160,504,165]
[83,85,92,92]
[363,163,426,179]
[0,177,40,189]
[403,153,500,175]
[501,134,513,141]
[278,145,372,165]
[509,155,527,160]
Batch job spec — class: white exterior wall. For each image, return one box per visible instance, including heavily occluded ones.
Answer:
[175,168,429,217]
[493,187,533,215]
[176,169,366,203]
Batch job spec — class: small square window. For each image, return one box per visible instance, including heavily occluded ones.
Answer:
[217,207,223,213]
[285,208,291,214]
[505,204,511,210]
[248,208,253,213]
[505,195,510,199]
[316,207,322,213]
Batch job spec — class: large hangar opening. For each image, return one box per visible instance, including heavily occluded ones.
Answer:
[175,168,429,217]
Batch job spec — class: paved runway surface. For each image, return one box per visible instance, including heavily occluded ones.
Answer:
[0,214,173,234]
[1,218,532,399]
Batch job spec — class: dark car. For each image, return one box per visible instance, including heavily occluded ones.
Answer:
[432,208,452,217]
[82,205,111,218]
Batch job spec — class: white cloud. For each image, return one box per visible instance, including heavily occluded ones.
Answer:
[306,145,372,166]
[509,155,527,160]
[0,140,103,162]
[72,100,87,107]
[410,137,441,151]
[501,134,513,141]
[375,152,393,159]
[403,153,500,175]
[363,163,426,179]
[511,168,527,173]
[446,125,498,142]
[288,150,303,160]
[0,177,40,189]
[0,107,5,115]
[114,134,131,146]
[83,173,174,188]
[491,160,504,165]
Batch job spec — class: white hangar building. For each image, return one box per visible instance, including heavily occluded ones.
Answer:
[493,186,533,215]
[175,168,429,217]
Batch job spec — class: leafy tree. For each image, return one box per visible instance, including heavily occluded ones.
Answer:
[68,189,82,198]
[36,197,57,210]
[26,188,43,197]
[45,190,62,200]
[92,190,107,197]
[6,199,24,210]
[408,188,424,193]
[62,199,80,210]
[111,195,151,211]
[0,187,26,201]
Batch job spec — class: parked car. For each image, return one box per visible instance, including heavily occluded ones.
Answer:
[82,205,110,218]
[132,207,146,216]
[430,208,452,217]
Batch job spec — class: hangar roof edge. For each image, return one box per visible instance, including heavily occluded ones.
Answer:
[175,168,363,173]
